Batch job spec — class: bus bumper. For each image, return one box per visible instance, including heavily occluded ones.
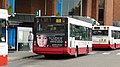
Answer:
[0,55,7,66]
[92,44,111,49]
[33,47,92,55]
[33,47,71,55]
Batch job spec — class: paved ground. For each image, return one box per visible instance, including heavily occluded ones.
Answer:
[8,51,38,61]
[4,49,120,67]
[1,49,120,67]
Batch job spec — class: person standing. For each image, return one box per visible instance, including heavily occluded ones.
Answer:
[28,31,34,52]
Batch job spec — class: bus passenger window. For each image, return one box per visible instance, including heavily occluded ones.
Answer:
[0,20,6,42]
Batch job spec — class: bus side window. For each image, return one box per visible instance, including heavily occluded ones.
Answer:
[0,20,6,42]
[118,31,120,39]
[75,25,80,40]
[112,30,115,38]
[70,24,75,37]
[116,31,119,39]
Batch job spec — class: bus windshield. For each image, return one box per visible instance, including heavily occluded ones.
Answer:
[37,23,65,33]
[92,30,108,36]
[0,19,6,42]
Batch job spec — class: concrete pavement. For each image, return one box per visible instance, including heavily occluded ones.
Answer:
[8,51,38,61]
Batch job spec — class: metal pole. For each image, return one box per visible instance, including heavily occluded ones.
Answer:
[45,0,46,15]
[80,0,82,16]
[67,0,69,15]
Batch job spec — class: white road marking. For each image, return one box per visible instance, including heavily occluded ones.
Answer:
[89,52,96,54]
[88,50,120,55]
[116,53,120,55]
[102,52,111,55]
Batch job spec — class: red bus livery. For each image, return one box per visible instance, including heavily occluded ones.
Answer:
[33,16,92,58]
[92,26,120,49]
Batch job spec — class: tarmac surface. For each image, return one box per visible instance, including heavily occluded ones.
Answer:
[8,51,38,61]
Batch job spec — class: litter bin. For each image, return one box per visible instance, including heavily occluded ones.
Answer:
[18,43,24,51]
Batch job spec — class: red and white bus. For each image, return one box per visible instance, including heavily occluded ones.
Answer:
[92,26,120,49]
[33,16,92,58]
[0,9,8,66]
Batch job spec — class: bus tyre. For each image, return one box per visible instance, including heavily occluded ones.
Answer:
[44,55,51,59]
[86,46,89,54]
[74,47,78,58]
[113,43,116,49]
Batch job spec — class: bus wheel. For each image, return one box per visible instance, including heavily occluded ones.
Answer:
[113,43,116,49]
[74,46,78,58]
[44,55,51,59]
[86,46,89,54]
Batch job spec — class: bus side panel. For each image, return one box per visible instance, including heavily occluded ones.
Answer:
[114,39,120,48]
[116,44,120,48]
[92,43,120,49]
[78,48,87,54]
[78,47,92,54]
[93,44,111,48]
[0,55,7,66]
[74,41,92,54]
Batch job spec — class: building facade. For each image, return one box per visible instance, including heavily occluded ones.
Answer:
[61,0,120,26]
[0,0,7,9]
[1,0,120,26]
[15,0,56,16]
[94,0,120,26]
[1,0,120,51]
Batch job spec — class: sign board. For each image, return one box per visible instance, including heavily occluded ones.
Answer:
[56,0,62,16]
[8,0,15,14]
[0,9,8,20]
[36,10,41,17]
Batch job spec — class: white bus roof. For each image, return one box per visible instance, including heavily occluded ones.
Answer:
[36,16,93,23]
[35,16,92,28]
[68,17,92,28]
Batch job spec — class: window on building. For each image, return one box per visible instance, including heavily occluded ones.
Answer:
[98,0,105,25]
[62,0,82,16]
[98,0,104,9]
[0,2,2,8]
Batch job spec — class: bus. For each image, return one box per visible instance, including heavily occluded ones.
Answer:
[0,9,8,66]
[92,26,120,49]
[33,16,92,58]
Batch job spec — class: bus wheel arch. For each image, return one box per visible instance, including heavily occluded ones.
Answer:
[44,54,52,59]
[113,43,116,49]
[74,46,78,58]
[86,45,89,54]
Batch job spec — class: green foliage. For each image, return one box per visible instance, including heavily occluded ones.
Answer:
[56,12,60,16]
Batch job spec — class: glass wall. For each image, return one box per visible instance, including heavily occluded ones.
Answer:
[8,0,15,14]
[62,0,82,16]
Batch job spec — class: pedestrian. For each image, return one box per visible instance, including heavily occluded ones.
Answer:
[28,31,34,52]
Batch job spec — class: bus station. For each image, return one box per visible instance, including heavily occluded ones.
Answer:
[1,0,120,67]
